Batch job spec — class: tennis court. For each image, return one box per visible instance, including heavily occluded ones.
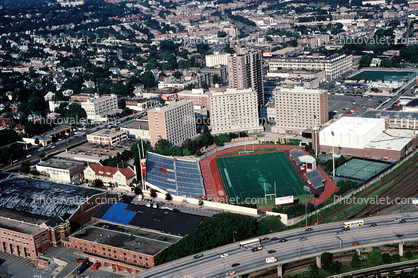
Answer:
[216,152,306,201]
[335,158,390,181]
[351,71,416,81]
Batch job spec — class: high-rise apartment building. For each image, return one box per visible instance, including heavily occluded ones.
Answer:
[273,86,329,133]
[228,50,264,106]
[209,88,262,134]
[148,99,196,146]
[80,94,118,120]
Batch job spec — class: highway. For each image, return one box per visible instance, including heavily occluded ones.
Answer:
[134,213,418,278]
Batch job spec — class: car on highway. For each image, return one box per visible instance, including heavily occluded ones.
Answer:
[394,218,402,222]
[261,237,270,241]
[299,237,307,242]
[232,263,240,268]
[194,254,204,259]
[279,238,287,242]
[342,227,350,231]
[396,234,404,238]
[270,237,279,241]
[268,250,276,253]
[26,154,32,158]
[400,219,406,223]
[220,253,229,258]
[226,271,236,276]
[336,231,344,235]
[252,246,263,252]
[370,223,378,227]
[352,242,360,246]
[305,228,313,232]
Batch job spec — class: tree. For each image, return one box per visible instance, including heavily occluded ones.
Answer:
[173,71,182,79]
[165,192,172,201]
[256,216,285,236]
[406,250,413,259]
[212,74,221,84]
[20,161,31,174]
[330,261,341,274]
[134,186,143,195]
[382,253,392,264]
[217,31,227,38]
[392,254,401,262]
[308,263,319,277]
[321,252,333,272]
[155,213,257,265]
[92,179,104,188]
[351,251,361,269]
[367,248,382,265]
[359,54,372,67]
[150,188,157,198]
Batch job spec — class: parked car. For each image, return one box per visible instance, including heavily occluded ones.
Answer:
[227,271,236,276]
[342,227,350,231]
[231,263,240,268]
[394,218,402,222]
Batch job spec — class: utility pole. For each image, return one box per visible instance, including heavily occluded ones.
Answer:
[332,131,335,180]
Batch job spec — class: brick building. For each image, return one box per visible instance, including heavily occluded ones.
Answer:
[0,178,120,264]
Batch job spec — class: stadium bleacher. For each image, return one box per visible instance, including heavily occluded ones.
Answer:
[145,152,205,198]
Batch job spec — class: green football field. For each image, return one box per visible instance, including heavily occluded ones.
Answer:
[351,71,416,81]
[216,152,306,201]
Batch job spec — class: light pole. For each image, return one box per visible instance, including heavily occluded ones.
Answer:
[317,213,320,225]
[233,231,237,243]
[331,131,335,180]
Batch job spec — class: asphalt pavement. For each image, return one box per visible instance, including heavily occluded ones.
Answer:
[133,213,418,278]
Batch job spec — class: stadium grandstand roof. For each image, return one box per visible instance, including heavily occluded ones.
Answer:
[145,152,205,198]
[305,170,326,190]
[289,149,307,165]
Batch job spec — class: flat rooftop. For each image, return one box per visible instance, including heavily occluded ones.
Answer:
[405,98,418,108]
[37,158,85,170]
[119,119,149,130]
[321,117,385,136]
[93,203,205,237]
[0,217,45,235]
[274,86,326,95]
[0,177,103,219]
[71,221,179,255]
[89,129,127,138]
[367,129,415,151]
[149,99,192,113]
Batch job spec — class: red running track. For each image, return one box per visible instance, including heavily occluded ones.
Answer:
[199,145,338,206]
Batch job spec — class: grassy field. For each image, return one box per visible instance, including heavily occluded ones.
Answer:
[216,152,306,200]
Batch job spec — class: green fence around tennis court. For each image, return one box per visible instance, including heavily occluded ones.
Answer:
[216,152,306,201]
[334,157,392,181]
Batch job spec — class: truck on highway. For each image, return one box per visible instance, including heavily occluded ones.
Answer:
[252,246,263,252]
[266,257,277,264]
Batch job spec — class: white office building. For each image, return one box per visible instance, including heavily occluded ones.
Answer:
[80,94,119,120]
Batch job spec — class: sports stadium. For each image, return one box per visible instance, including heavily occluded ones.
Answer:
[144,144,338,206]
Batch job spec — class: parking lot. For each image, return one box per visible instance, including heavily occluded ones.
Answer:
[328,94,386,118]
